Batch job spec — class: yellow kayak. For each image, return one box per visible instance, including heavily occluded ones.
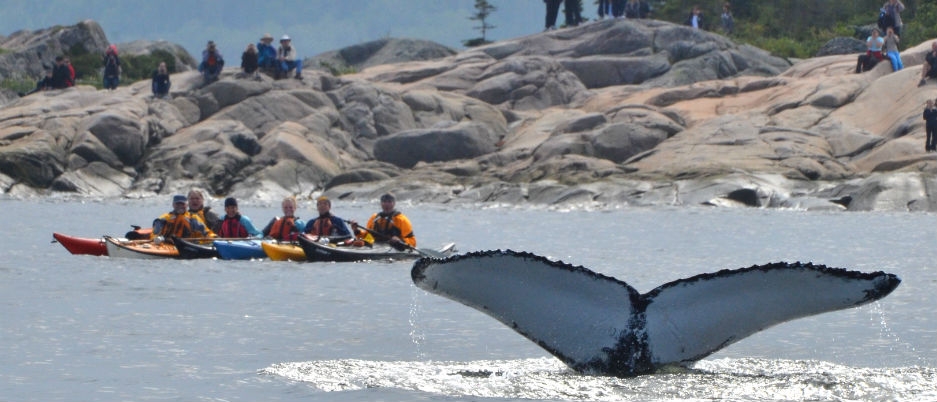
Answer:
[261,241,305,261]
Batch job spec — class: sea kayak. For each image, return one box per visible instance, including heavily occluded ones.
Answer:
[214,239,266,260]
[297,233,456,262]
[261,241,305,261]
[52,232,108,256]
[104,236,179,259]
[173,237,219,259]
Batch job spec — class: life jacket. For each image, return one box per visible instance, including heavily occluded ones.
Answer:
[220,214,248,238]
[307,214,335,237]
[372,211,402,238]
[156,212,192,238]
[269,216,299,241]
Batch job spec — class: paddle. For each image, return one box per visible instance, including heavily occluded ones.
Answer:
[344,220,448,259]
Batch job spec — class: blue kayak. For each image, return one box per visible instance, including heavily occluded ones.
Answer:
[213,239,267,260]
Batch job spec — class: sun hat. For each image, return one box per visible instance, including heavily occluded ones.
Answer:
[261,33,273,41]
[280,35,291,41]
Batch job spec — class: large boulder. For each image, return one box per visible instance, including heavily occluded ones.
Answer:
[116,39,198,72]
[374,121,501,168]
[0,20,110,81]
[307,38,456,72]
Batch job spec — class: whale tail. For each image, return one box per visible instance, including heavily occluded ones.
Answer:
[411,250,900,377]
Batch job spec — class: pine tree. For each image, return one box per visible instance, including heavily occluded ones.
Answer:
[465,0,497,47]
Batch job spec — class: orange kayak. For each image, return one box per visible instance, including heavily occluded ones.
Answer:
[261,241,305,261]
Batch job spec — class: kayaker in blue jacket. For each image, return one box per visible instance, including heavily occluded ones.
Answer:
[304,196,352,240]
[218,197,261,238]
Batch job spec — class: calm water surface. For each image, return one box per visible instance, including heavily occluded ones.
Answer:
[1,198,935,401]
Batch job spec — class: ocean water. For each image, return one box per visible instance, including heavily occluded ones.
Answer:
[1,198,935,401]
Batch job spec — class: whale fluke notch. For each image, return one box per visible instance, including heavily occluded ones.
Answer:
[411,249,901,377]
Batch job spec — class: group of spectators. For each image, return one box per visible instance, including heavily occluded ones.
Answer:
[856,0,906,74]
[22,56,75,96]
[544,1,734,35]
[205,33,304,84]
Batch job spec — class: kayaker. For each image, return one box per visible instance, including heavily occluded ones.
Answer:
[218,197,262,238]
[303,196,352,241]
[153,194,213,242]
[187,189,221,236]
[350,193,416,250]
[262,196,306,241]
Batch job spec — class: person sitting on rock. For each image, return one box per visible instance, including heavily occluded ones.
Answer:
[856,28,885,73]
[276,35,302,80]
[198,40,224,84]
[303,196,352,241]
[23,70,53,96]
[151,62,171,99]
[241,43,259,80]
[218,197,262,238]
[257,33,277,72]
[920,42,937,86]
[883,27,902,71]
[50,56,71,89]
[262,196,306,241]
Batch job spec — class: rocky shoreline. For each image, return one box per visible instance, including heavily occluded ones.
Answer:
[2,19,937,211]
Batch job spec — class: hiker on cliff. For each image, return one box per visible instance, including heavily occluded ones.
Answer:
[102,44,121,90]
[198,40,224,85]
[720,3,734,34]
[563,0,583,27]
[151,62,171,99]
[597,0,612,20]
[276,35,303,80]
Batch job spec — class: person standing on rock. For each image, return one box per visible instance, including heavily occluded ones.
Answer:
[303,196,352,241]
[720,3,734,34]
[186,189,220,237]
[349,193,416,250]
[881,0,905,37]
[218,197,262,238]
[102,44,120,90]
[563,0,583,27]
[151,62,171,99]
[624,0,649,19]
[276,35,303,80]
[597,0,612,20]
[685,5,704,30]
[262,196,306,241]
[543,0,562,31]
[199,40,224,85]
[924,99,937,152]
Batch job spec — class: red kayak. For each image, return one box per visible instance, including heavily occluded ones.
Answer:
[52,232,108,256]
[53,227,152,256]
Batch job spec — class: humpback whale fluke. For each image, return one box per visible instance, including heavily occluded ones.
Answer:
[411,250,901,377]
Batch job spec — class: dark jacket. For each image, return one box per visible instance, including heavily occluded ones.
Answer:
[152,70,171,95]
[241,51,259,73]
